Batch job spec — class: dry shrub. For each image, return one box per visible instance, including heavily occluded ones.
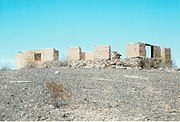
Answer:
[46,81,64,98]
[46,81,71,108]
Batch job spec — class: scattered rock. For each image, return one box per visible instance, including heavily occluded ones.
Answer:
[0,67,179,121]
[55,71,60,74]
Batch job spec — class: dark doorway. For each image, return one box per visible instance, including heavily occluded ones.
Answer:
[145,43,155,59]
[151,46,154,58]
[35,53,41,61]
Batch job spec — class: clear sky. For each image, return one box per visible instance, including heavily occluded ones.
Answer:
[0,0,180,68]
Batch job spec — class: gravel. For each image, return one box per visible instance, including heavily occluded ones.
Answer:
[0,67,180,121]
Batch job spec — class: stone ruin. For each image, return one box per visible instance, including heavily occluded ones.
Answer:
[16,48,59,69]
[126,42,171,67]
[67,42,172,69]
[16,42,172,70]
[67,45,111,63]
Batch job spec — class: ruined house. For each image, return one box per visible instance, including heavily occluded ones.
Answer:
[16,48,59,69]
[67,45,111,63]
[126,42,171,66]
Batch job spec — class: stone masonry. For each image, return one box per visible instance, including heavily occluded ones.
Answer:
[67,45,111,62]
[16,43,172,70]
[16,48,59,69]
[67,47,81,63]
[80,52,86,60]
[153,46,161,59]
[85,52,95,61]
[126,42,146,58]
[161,48,171,66]
[94,45,111,60]
[126,42,171,67]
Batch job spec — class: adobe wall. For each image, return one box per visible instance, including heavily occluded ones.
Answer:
[94,45,111,60]
[85,52,95,61]
[161,48,171,66]
[126,43,146,58]
[16,52,34,70]
[16,48,59,69]
[81,52,86,60]
[153,46,161,59]
[67,47,81,63]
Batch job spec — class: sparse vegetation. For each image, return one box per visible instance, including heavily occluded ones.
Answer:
[46,81,71,108]
[0,65,11,71]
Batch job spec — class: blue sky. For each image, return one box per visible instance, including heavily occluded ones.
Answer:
[0,0,180,68]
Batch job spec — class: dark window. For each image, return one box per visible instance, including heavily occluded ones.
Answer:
[34,53,41,61]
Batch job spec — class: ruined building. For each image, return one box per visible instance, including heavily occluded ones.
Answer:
[16,48,59,69]
[67,45,111,63]
[126,42,171,66]
[16,42,172,69]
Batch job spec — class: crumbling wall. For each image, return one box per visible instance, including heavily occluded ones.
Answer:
[67,47,81,63]
[16,48,59,69]
[16,52,34,69]
[153,46,161,59]
[85,52,95,61]
[80,52,86,60]
[126,43,146,58]
[94,45,111,60]
[161,48,171,66]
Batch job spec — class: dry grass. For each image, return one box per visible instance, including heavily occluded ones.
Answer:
[46,81,71,108]
[46,81,64,98]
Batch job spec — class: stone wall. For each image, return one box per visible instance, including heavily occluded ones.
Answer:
[80,52,86,60]
[161,48,171,66]
[16,48,59,69]
[126,43,146,58]
[94,45,111,60]
[67,47,81,63]
[153,46,161,59]
[85,52,95,61]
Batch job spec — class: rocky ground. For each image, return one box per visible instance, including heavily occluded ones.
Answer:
[0,67,180,121]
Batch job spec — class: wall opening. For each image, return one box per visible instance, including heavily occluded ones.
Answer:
[146,45,154,58]
[151,46,154,58]
[53,50,59,61]
[146,46,151,58]
[34,53,41,61]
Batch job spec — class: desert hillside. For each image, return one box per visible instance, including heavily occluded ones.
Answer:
[0,67,179,121]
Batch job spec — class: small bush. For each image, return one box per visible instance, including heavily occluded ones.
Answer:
[46,81,64,98]
[46,81,71,108]
[0,65,11,71]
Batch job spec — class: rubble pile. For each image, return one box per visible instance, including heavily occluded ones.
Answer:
[68,57,161,70]
[27,58,176,72]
